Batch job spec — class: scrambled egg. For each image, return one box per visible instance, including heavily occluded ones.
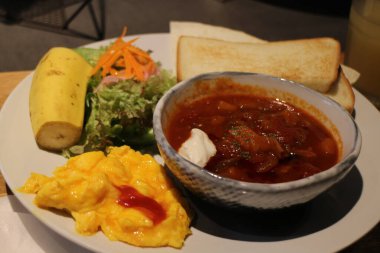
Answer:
[19,146,191,248]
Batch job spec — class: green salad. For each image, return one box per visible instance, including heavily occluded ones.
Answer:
[62,46,176,157]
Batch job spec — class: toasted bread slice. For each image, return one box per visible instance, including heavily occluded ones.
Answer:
[326,69,355,113]
[170,21,266,43]
[170,21,266,69]
[177,36,341,93]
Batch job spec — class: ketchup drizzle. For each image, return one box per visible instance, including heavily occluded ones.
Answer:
[116,185,166,225]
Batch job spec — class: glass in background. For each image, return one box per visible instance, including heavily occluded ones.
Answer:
[345,0,380,108]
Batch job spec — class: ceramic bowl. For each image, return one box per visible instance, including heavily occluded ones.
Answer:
[153,72,361,209]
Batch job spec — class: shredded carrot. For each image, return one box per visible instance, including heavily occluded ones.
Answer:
[91,27,157,82]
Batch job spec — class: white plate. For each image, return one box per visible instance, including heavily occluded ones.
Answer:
[1,34,380,253]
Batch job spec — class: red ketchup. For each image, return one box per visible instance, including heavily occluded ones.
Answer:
[116,185,166,225]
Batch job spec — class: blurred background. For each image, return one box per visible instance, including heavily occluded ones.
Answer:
[0,0,351,71]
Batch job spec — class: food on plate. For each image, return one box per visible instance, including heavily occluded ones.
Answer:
[28,27,175,156]
[165,78,339,183]
[29,47,92,151]
[19,145,191,248]
[63,28,176,157]
[170,21,356,112]
[90,27,157,82]
[169,21,265,68]
[170,21,266,44]
[177,36,340,93]
[154,72,361,209]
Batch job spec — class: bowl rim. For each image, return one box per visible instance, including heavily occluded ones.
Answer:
[153,71,362,193]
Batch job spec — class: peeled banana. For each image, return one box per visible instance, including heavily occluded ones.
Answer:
[29,47,92,151]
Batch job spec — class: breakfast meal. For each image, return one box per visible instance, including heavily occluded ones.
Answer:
[19,145,191,248]
[170,21,357,112]
[20,22,361,249]
[29,47,92,150]
[165,78,339,183]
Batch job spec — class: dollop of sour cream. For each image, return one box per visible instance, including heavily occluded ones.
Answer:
[178,128,217,167]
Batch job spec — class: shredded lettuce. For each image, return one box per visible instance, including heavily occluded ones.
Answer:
[63,47,176,157]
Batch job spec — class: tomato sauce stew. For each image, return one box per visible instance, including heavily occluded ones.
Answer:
[166,93,339,183]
